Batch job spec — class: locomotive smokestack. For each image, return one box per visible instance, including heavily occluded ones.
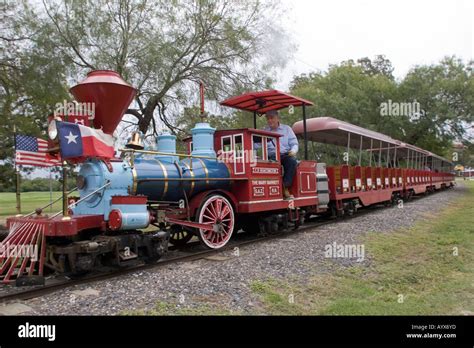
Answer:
[70,70,136,134]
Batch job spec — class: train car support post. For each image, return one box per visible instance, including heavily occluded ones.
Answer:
[303,103,308,160]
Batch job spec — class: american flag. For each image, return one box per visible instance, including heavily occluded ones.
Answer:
[15,135,61,167]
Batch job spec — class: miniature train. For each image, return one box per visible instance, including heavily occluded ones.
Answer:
[1,71,455,283]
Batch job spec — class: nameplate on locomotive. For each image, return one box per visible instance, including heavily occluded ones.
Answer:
[252,167,279,174]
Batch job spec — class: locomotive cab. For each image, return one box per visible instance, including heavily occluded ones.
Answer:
[213,128,325,214]
[214,129,283,206]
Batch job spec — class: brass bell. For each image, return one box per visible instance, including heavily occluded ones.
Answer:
[126,131,144,150]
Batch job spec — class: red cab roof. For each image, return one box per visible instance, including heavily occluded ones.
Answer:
[220,90,313,113]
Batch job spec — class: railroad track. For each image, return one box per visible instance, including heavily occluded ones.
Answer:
[0,192,440,303]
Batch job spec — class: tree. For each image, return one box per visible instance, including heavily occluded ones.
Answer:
[0,1,70,189]
[398,56,473,156]
[289,58,397,133]
[289,56,473,158]
[357,54,394,79]
[35,0,292,136]
[0,0,292,189]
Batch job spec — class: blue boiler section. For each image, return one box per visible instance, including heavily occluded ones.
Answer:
[73,156,231,230]
[133,157,231,202]
[72,123,227,230]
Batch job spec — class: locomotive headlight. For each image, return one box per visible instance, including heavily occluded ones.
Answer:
[48,120,58,140]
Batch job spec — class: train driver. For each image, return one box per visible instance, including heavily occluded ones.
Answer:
[263,109,298,199]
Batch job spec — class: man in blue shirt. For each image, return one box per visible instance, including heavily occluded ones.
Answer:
[263,109,298,199]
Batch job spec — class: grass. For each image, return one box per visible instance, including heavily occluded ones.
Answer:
[250,181,474,315]
[0,191,75,219]
[121,301,235,316]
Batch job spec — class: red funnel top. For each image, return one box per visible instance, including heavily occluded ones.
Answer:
[70,70,136,134]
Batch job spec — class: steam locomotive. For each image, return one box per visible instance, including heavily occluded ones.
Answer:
[2,71,455,283]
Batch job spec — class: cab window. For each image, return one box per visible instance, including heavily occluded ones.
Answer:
[252,135,265,161]
[221,136,232,152]
[234,134,243,159]
[252,134,279,162]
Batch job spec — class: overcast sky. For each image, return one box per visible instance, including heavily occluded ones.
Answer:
[275,0,473,89]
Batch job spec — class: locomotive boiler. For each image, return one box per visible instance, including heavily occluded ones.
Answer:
[74,130,232,231]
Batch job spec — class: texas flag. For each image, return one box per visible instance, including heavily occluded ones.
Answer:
[57,121,115,160]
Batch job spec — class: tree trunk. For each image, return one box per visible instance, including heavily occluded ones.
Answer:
[138,95,160,133]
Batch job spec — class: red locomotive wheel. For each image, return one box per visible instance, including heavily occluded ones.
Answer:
[196,194,235,249]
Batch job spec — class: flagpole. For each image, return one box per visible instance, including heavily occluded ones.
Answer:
[62,160,69,219]
[13,125,21,215]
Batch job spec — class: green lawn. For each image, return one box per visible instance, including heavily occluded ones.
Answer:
[0,191,76,219]
[251,181,474,315]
